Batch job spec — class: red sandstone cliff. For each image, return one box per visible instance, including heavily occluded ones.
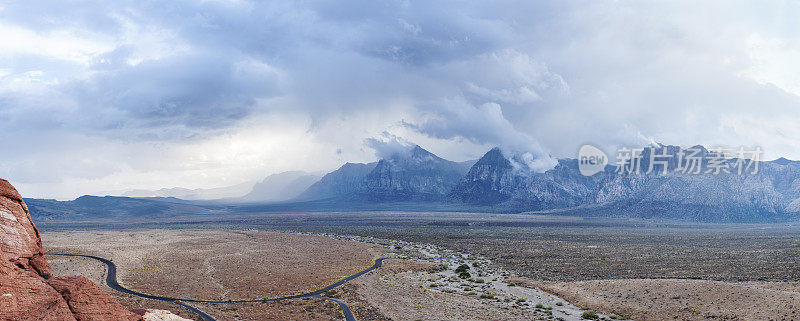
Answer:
[0,179,142,321]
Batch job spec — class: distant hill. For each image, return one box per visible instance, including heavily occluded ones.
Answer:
[295,162,377,201]
[119,181,254,200]
[25,195,218,222]
[238,171,321,203]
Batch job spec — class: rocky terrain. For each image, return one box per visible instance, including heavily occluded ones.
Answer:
[0,179,193,321]
[0,178,143,320]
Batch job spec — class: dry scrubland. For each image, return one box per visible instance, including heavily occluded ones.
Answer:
[286,221,800,320]
[305,225,800,282]
[44,229,387,320]
[44,229,386,301]
[43,229,563,321]
[189,298,345,321]
[511,278,800,321]
[40,222,800,321]
[338,259,543,321]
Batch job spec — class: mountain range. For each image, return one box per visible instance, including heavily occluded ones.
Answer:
[22,144,800,223]
[451,145,800,222]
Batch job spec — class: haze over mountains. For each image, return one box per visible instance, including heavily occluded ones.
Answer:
[239,171,321,203]
[24,144,800,223]
[118,181,255,200]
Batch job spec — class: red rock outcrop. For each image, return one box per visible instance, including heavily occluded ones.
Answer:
[49,276,142,321]
[0,178,51,278]
[0,179,142,321]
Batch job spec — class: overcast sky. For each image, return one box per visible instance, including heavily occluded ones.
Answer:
[2,0,800,199]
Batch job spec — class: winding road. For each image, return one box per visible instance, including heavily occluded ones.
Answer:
[46,253,386,321]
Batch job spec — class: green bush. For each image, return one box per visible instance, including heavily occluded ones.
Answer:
[455,264,470,274]
[581,311,600,320]
[475,278,485,283]
[556,302,564,306]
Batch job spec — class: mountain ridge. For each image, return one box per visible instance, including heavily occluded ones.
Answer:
[22,144,800,223]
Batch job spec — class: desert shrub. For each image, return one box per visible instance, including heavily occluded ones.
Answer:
[458,271,471,279]
[556,302,564,306]
[535,303,544,309]
[324,290,340,299]
[581,311,599,320]
[455,264,470,274]
[479,293,495,299]
[475,278,485,283]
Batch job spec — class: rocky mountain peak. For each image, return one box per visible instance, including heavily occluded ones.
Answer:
[358,145,469,201]
[475,147,512,168]
[449,147,519,205]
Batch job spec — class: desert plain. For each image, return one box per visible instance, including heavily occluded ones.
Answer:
[38,212,800,321]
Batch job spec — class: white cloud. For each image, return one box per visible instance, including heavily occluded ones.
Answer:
[0,21,113,65]
[742,34,800,96]
[3,0,800,198]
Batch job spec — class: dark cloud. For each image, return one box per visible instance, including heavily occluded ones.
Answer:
[2,0,800,197]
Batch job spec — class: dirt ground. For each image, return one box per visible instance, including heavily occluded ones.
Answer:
[511,277,800,321]
[44,229,386,320]
[43,229,558,321]
[43,227,800,321]
[337,259,551,321]
[189,298,345,321]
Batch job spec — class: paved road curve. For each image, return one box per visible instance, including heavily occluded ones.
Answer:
[46,253,386,321]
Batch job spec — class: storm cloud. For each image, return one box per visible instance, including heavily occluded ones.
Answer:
[2,0,800,198]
